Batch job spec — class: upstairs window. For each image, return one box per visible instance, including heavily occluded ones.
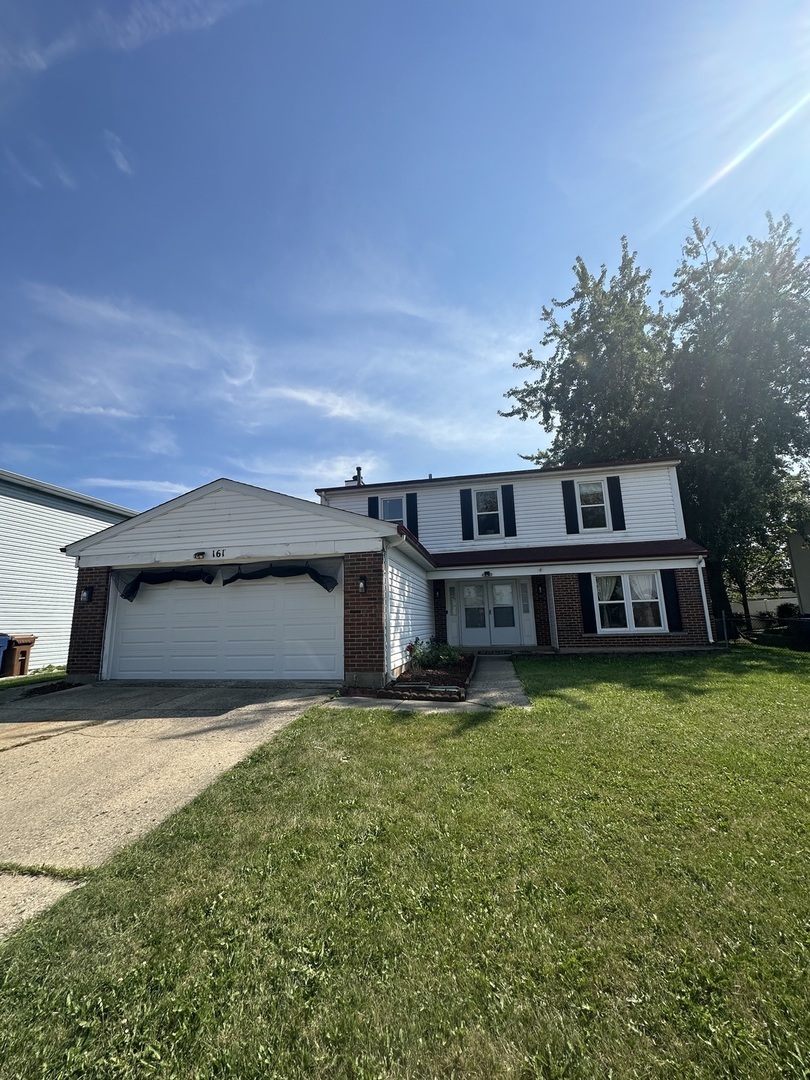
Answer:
[562,476,625,535]
[475,488,501,536]
[381,497,404,526]
[460,484,516,541]
[577,481,609,530]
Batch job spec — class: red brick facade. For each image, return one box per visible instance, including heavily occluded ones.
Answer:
[343,550,387,687]
[551,567,713,650]
[432,580,448,643]
[532,575,552,647]
[66,567,112,678]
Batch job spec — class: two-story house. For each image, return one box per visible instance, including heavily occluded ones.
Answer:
[64,458,714,687]
[0,469,134,671]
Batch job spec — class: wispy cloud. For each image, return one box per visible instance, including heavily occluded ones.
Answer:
[3,139,77,191]
[64,405,137,419]
[4,147,42,189]
[4,268,537,492]
[81,477,190,495]
[103,130,133,175]
[0,1,254,80]
[226,452,389,501]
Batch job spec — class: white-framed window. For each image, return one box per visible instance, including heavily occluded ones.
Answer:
[577,480,610,530]
[381,497,404,525]
[474,488,502,537]
[593,572,666,632]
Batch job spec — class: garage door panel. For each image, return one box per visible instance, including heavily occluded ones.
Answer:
[107,575,343,680]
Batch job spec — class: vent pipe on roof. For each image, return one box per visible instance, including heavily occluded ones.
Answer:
[345,466,364,486]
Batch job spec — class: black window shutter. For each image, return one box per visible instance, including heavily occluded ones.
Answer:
[578,573,597,633]
[562,480,579,534]
[502,484,517,537]
[607,475,626,531]
[405,492,419,538]
[661,570,682,631]
[367,496,379,519]
[460,489,474,541]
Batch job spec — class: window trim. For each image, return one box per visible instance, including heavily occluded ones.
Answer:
[576,479,611,532]
[591,571,668,634]
[380,496,404,526]
[473,486,503,538]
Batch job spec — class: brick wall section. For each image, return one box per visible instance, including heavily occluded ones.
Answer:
[343,551,387,687]
[553,567,713,649]
[66,567,112,678]
[532,575,551,646]
[432,580,448,644]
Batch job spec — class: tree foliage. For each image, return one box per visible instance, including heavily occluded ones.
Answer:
[501,215,810,614]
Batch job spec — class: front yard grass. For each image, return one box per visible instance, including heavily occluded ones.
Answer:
[1,648,808,1078]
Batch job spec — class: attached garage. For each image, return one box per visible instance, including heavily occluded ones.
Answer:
[105,574,343,680]
[64,478,433,687]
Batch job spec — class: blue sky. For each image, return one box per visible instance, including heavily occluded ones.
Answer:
[2,0,809,510]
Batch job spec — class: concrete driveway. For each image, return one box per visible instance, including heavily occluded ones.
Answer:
[0,680,335,939]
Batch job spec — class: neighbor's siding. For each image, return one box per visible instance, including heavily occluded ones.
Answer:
[387,547,434,676]
[0,483,128,669]
[325,465,684,553]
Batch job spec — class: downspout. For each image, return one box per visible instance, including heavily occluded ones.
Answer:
[697,557,715,644]
[383,534,409,682]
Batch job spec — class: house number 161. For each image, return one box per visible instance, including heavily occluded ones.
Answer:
[212,548,226,558]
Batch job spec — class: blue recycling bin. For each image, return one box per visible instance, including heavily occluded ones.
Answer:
[0,635,9,673]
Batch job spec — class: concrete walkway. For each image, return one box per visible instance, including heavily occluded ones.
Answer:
[329,655,530,712]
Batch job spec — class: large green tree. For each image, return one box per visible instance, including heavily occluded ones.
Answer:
[501,215,810,617]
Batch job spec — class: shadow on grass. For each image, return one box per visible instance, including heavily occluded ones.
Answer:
[513,644,809,710]
[446,710,499,738]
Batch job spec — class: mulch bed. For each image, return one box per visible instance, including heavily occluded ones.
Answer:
[341,655,476,702]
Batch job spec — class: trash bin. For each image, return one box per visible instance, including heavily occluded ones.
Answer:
[0,635,8,673]
[0,635,37,678]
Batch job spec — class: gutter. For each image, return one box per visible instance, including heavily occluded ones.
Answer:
[697,557,715,644]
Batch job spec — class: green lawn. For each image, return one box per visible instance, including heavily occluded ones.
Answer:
[1,649,809,1079]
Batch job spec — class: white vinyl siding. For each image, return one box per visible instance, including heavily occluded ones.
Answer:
[323,465,684,553]
[387,547,433,675]
[74,485,392,567]
[0,482,130,668]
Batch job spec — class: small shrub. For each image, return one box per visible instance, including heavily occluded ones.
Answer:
[406,637,463,672]
[776,602,800,619]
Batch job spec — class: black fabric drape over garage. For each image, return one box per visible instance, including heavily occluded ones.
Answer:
[113,559,341,601]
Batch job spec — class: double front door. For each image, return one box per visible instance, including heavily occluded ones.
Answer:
[460,579,521,647]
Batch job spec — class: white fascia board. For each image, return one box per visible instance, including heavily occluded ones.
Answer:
[65,477,398,557]
[75,537,384,569]
[429,556,701,579]
[427,566,536,580]
[669,466,687,538]
[385,536,433,572]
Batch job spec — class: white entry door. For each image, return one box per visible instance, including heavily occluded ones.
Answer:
[460,579,521,647]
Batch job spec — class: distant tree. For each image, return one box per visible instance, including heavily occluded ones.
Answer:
[501,216,810,618]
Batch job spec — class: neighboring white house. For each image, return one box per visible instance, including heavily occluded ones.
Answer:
[0,470,134,670]
[64,459,715,687]
[787,532,810,615]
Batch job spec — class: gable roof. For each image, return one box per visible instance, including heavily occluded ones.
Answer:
[64,476,402,558]
[0,468,135,518]
[315,457,682,494]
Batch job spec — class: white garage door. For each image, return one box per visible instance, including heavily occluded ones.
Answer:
[105,576,343,680]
